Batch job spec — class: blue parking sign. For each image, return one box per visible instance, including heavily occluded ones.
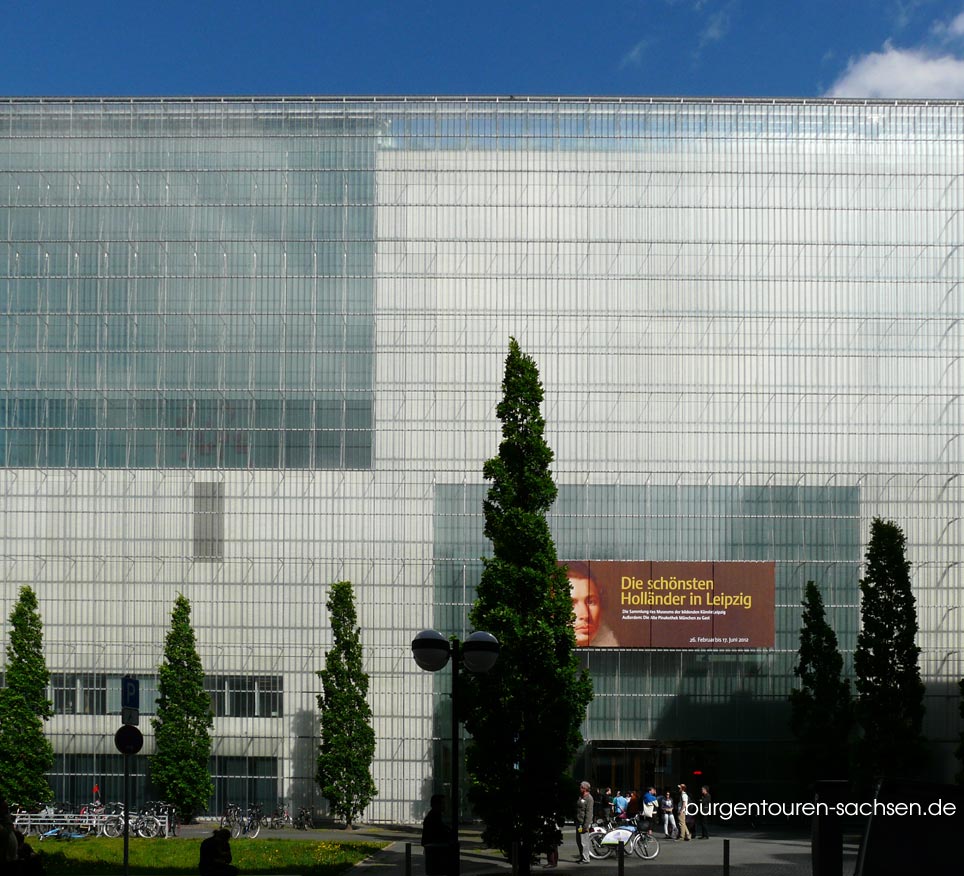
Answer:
[122,676,139,710]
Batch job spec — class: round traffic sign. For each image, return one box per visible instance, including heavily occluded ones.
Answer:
[114,724,144,755]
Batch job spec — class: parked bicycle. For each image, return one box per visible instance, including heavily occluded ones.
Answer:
[589,813,660,860]
[220,802,242,834]
[130,807,162,839]
[142,800,179,836]
[293,806,312,830]
[232,804,263,839]
[268,802,291,829]
[101,801,127,838]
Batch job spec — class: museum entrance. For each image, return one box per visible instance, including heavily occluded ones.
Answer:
[580,740,717,795]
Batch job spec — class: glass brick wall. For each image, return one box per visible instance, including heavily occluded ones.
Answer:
[1,98,962,818]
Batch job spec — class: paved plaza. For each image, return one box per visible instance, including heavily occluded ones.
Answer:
[342,823,858,876]
[178,817,859,874]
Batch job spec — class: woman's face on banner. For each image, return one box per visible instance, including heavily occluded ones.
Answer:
[570,573,601,646]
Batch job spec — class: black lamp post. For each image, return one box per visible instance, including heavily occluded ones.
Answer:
[412,629,499,876]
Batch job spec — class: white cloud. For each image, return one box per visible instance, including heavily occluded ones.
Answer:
[826,41,964,98]
[620,39,648,68]
[930,9,964,40]
[699,9,731,48]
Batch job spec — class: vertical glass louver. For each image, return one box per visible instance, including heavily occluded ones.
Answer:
[1,98,962,818]
[0,103,376,469]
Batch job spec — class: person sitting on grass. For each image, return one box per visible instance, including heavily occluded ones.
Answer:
[199,827,238,876]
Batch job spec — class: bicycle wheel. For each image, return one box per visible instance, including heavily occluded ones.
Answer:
[634,834,659,860]
[137,815,161,839]
[103,816,124,838]
[246,818,261,839]
[588,833,613,859]
[15,815,41,838]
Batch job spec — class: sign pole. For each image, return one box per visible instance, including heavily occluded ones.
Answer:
[123,751,130,876]
[114,721,143,876]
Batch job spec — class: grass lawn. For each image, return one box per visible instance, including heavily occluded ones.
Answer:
[34,836,386,876]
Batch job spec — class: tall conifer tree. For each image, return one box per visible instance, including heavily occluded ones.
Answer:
[0,586,54,807]
[317,580,377,828]
[151,594,213,821]
[462,338,593,872]
[853,517,925,784]
[789,581,852,782]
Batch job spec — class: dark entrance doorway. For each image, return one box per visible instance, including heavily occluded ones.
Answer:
[580,740,717,795]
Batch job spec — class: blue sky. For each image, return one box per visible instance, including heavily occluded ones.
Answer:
[2,0,964,98]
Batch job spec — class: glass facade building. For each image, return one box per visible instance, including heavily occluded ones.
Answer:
[1,96,962,819]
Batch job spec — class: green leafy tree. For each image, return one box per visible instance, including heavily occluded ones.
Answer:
[462,338,593,872]
[853,517,925,785]
[0,586,54,807]
[789,581,852,783]
[317,580,377,828]
[151,594,213,821]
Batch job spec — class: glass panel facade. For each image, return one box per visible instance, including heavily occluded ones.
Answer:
[1,97,962,818]
[0,103,376,470]
[49,752,276,813]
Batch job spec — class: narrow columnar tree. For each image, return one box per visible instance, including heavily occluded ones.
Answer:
[316,580,377,828]
[151,594,213,821]
[853,518,925,785]
[0,586,54,808]
[462,338,593,873]
[789,581,852,782]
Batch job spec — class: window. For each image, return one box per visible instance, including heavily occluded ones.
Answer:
[51,752,149,808]
[210,756,278,813]
[227,676,256,718]
[51,674,107,715]
[193,481,225,561]
[205,675,283,717]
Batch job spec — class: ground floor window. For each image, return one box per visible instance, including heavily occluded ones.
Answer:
[47,753,278,816]
[210,756,278,814]
[49,753,149,808]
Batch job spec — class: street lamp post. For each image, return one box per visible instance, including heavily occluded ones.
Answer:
[412,629,499,876]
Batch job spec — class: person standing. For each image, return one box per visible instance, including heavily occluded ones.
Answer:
[661,789,678,839]
[597,787,612,820]
[676,784,691,841]
[539,814,563,868]
[421,794,453,876]
[641,787,659,836]
[574,781,594,863]
[695,785,712,839]
[421,794,451,847]
[613,790,629,820]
